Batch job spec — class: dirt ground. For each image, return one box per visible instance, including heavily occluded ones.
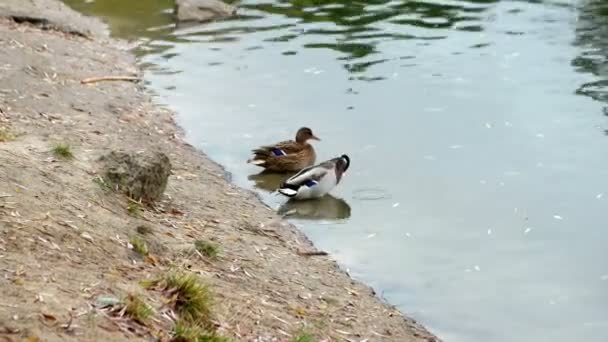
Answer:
[0,1,439,341]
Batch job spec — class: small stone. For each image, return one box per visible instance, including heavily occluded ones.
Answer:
[175,0,236,22]
[95,295,120,308]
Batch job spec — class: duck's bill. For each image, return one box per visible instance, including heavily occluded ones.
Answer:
[311,135,321,141]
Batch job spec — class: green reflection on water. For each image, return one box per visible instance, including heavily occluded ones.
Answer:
[63,0,498,70]
[63,0,175,40]
[572,0,608,104]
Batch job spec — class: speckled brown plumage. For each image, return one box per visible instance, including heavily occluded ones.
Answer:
[247,127,319,173]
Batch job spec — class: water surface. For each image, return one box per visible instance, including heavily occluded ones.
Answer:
[65,0,608,341]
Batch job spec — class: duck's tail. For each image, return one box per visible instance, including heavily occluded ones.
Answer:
[278,188,298,197]
[247,158,266,166]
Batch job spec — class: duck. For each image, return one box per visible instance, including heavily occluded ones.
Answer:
[278,154,350,200]
[247,127,320,173]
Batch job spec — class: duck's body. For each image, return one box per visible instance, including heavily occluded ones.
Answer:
[247,127,319,173]
[278,155,350,200]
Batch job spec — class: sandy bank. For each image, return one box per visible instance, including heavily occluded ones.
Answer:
[0,1,438,341]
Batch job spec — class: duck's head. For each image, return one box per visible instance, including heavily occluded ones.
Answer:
[295,127,320,143]
[336,154,350,173]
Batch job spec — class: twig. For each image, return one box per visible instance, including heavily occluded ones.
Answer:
[270,314,290,326]
[80,76,139,84]
[297,250,328,257]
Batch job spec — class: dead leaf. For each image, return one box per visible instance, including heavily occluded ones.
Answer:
[40,313,57,326]
[0,326,20,334]
[28,335,39,342]
[13,278,24,285]
[145,255,158,266]
[169,208,184,216]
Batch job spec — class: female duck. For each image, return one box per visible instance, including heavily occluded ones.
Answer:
[247,127,320,173]
[278,154,350,200]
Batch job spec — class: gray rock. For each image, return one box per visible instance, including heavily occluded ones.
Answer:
[99,151,171,203]
[175,0,236,22]
[95,295,120,308]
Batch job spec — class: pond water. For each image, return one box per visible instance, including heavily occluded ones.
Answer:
[64,0,608,341]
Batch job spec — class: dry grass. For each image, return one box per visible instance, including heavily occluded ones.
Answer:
[194,240,220,259]
[93,175,112,191]
[51,142,73,159]
[130,235,149,256]
[127,200,143,217]
[141,271,214,326]
[124,293,153,325]
[0,127,14,142]
[293,330,315,342]
[171,320,228,342]
[164,272,213,324]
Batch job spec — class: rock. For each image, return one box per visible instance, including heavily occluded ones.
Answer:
[99,151,171,203]
[175,0,236,22]
[95,295,120,308]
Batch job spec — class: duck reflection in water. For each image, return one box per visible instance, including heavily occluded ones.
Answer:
[277,195,351,220]
[248,171,351,221]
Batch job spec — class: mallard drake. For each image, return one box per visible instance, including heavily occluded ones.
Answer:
[278,154,350,200]
[247,127,320,173]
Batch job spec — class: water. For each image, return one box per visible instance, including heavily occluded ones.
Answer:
[65,0,608,341]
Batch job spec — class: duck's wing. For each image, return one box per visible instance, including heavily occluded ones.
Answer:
[258,147,312,170]
[279,165,328,197]
[285,163,329,187]
[252,140,305,157]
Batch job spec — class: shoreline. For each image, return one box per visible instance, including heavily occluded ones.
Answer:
[0,1,438,341]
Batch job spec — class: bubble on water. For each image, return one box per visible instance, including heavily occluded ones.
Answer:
[553,215,563,220]
[353,188,388,200]
[243,133,253,138]
[392,202,400,208]
[474,265,481,271]
[423,155,436,161]
[405,232,411,238]
[505,121,513,127]
[485,123,492,128]
[465,268,472,273]
[524,227,532,235]
[247,104,256,108]
[449,145,463,149]
[366,233,376,239]
[487,228,492,235]
[597,193,604,199]
[536,133,545,138]
[424,107,446,112]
